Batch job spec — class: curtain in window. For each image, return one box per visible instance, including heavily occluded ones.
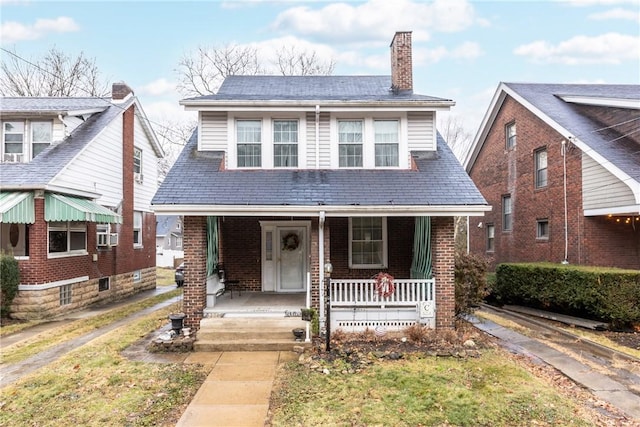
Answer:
[206,216,219,277]
[410,216,432,279]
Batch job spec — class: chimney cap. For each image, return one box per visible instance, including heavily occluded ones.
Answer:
[112,82,134,101]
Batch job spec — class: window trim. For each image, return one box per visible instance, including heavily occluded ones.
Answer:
[536,219,549,240]
[338,119,364,168]
[48,221,88,258]
[30,120,53,160]
[348,217,388,269]
[3,120,25,162]
[534,147,548,189]
[505,121,516,150]
[502,195,512,231]
[133,146,143,175]
[374,119,399,167]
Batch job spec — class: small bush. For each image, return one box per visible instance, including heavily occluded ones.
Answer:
[454,251,490,317]
[0,253,20,317]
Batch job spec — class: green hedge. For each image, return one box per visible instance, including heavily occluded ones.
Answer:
[0,253,20,317]
[493,263,640,328]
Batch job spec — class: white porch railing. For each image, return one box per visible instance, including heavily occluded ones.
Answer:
[329,278,436,332]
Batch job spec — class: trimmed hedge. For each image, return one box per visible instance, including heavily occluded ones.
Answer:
[493,263,640,328]
[0,253,20,317]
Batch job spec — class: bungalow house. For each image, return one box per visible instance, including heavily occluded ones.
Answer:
[152,32,489,342]
[0,83,163,319]
[463,83,640,271]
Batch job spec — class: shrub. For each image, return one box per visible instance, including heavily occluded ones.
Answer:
[0,253,20,317]
[493,263,640,328]
[454,251,489,317]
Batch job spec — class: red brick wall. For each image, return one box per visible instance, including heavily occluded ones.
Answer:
[432,217,455,329]
[468,95,640,270]
[183,216,207,330]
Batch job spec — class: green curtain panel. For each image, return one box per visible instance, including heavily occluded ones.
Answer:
[410,216,432,279]
[206,216,219,277]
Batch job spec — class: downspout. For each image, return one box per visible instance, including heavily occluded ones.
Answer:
[561,140,569,264]
[315,105,320,168]
[318,210,325,330]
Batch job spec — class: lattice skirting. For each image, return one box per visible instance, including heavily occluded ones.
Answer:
[331,307,436,332]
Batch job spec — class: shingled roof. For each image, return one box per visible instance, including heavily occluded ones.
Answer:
[181,75,453,104]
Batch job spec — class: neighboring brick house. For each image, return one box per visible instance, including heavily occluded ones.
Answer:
[0,83,164,319]
[464,83,640,271]
[152,32,489,333]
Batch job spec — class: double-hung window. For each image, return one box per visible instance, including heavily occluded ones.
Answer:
[49,222,87,255]
[502,195,512,231]
[31,121,52,159]
[535,148,548,188]
[133,211,143,246]
[237,120,262,167]
[3,121,25,162]
[338,120,363,167]
[486,224,495,252]
[506,122,516,150]
[133,147,142,174]
[374,120,399,167]
[349,217,387,268]
[273,120,298,167]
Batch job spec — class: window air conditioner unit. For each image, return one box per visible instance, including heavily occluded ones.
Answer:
[134,172,143,184]
[4,153,24,163]
[109,233,119,246]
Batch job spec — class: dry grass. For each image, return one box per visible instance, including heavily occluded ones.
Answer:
[0,302,209,427]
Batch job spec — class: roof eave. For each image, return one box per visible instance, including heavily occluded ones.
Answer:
[180,99,455,111]
[152,203,490,217]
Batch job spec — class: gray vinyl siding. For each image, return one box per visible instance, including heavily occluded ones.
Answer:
[582,154,635,211]
[200,112,228,151]
[407,111,435,152]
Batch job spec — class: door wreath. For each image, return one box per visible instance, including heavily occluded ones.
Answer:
[282,232,300,251]
[374,272,395,298]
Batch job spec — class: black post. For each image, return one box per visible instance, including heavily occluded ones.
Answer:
[325,277,331,351]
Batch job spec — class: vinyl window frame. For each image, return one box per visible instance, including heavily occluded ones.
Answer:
[48,221,87,258]
[502,195,513,231]
[536,219,549,240]
[535,147,548,188]
[348,217,388,269]
[506,122,516,150]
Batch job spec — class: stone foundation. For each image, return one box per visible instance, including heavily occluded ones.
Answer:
[10,267,156,320]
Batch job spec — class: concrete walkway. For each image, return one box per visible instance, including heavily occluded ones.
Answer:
[176,351,298,427]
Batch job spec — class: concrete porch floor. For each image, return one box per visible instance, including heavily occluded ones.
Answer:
[204,291,307,316]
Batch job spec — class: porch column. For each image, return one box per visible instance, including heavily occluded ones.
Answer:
[183,216,207,330]
[433,216,455,329]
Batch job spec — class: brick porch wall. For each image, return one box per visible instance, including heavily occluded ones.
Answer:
[432,217,455,329]
[182,216,207,330]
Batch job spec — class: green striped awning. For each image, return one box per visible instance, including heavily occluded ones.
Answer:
[45,193,122,224]
[0,192,35,224]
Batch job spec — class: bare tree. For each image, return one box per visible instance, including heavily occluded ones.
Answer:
[438,114,473,162]
[176,43,335,97]
[153,119,198,183]
[0,46,110,97]
[273,45,335,76]
[176,44,263,97]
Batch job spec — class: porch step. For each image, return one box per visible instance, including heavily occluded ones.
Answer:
[194,316,311,352]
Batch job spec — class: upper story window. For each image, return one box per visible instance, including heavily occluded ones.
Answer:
[502,195,512,231]
[31,121,52,159]
[273,120,298,167]
[3,121,25,162]
[2,120,52,162]
[49,221,87,256]
[236,120,262,167]
[338,120,363,167]
[535,148,548,188]
[349,217,388,268]
[133,147,142,174]
[506,122,516,150]
[374,120,399,167]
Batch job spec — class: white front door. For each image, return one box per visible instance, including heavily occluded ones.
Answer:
[261,222,308,292]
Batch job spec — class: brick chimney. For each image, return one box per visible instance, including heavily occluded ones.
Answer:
[112,82,134,101]
[390,31,413,94]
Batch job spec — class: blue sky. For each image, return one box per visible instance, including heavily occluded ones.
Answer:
[1,0,639,152]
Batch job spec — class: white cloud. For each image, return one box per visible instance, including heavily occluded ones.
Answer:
[0,16,79,44]
[588,7,640,21]
[562,0,639,6]
[143,100,195,127]
[270,0,478,44]
[514,32,640,65]
[138,78,178,97]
